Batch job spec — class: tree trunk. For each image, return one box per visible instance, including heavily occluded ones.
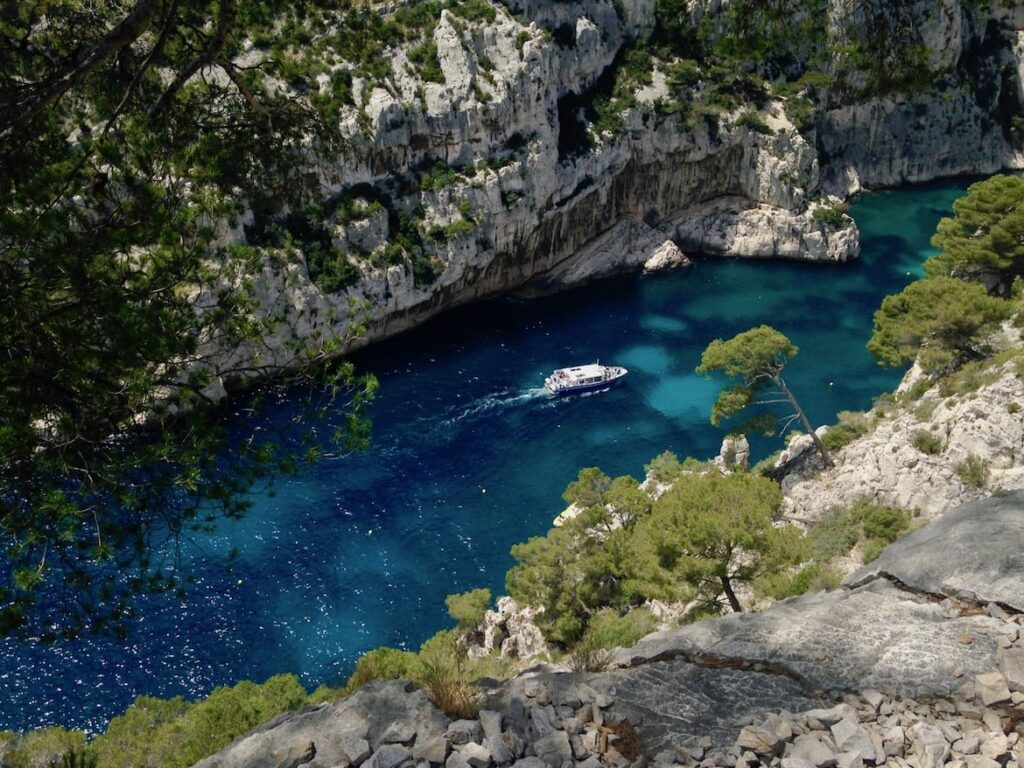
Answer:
[774,375,834,468]
[720,575,743,613]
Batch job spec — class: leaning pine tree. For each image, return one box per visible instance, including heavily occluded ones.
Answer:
[697,325,833,467]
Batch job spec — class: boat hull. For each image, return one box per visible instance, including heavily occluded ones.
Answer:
[544,367,628,396]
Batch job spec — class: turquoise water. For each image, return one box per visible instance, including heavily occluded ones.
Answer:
[0,180,969,732]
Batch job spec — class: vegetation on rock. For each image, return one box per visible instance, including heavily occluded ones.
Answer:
[697,326,833,467]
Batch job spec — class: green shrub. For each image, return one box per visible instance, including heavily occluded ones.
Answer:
[859,505,909,544]
[445,219,475,239]
[567,632,613,673]
[821,411,870,451]
[807,506,859,561]
[812,202,850,229]
[3,727,88,768]
[408,40,444,83]
[644,450,683,483]
[956,454,990,489]
[585,608,658,649]
[755,563,820,600]
[735,109,773,135]
[449,0,497,22]
[90,696,191,768]
[911,429,943,455]
[344,647,418,692]
[416,631,481,719]
[445,588,491,631]
[861,538,887,564]
[413,255,445,287]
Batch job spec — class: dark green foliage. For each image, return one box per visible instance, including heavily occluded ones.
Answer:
[812,203,851,229]
[697,326,833,466]
[445,588,492,630]
[409,40,445,84]
[956,454,991,489]
[926,174,1024,292]
[449,0,497,23]
[735,110,773,135]
[868,277,1013,373]
[629,472,804,613]
[644,450,684,483]
[0,0,379,638]
[343,647,418,692]
[911,429,944,455]
[807,507,860,562]
[821,411,870,452]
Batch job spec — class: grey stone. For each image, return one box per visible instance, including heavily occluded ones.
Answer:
[448,721,484,746]
[413,736,450,765]
[883,725,905,757]
[381,720,418,745]
[480,711,503,742]
[847,493,1024,613]
[576,757,601,768]
[829,719,873,763]
[563,717,584,736]
[781,759,818,768]
[909,723,951,768]
[788,733,838,768]
[737,726,785,756]
[954,732,982,756]
[965,757,1002,768]
[341,734,374,766]
[530,707,556,739]
[369,745,413,768]
[979,732,1010,761]
[860,691,884,710]
[447,752,472,768]
[486,737,513,765]
[975,673,1012,706]
[458,741,492,768]
[998,648,1024,693]
[834,752,862,768]
[569,734,589,760]
[533,732,572,768]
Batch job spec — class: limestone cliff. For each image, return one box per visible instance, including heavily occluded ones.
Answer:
[199,0,1024,390]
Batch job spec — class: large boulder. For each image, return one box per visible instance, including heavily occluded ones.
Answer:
[193,681,448,768]
[846,491,1024,612]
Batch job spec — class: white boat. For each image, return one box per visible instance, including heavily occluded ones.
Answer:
[543,362,628,395]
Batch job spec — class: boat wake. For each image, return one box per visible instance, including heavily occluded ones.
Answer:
[450,387,551,421]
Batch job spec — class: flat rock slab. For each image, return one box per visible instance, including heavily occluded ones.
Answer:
[612,579,1004,696]
[588,660,819,752]
[194,680,449,768]
[846,491,1024,612]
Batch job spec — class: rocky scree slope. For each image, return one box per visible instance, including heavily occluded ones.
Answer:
[196,491,1024,768]
[780,355,1024,523]
[201,0,1024,391]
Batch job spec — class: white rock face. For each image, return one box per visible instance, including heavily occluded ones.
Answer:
[469,597,549,661]
[783,362,1024,522]
[643,240,689,273]
[191,0,1024,388]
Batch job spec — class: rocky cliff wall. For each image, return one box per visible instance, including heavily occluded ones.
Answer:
[197,0,1024,391]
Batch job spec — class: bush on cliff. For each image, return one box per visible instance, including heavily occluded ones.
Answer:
[926,175,1024,293]
[628,472,805,613]
[869,276,1013,373]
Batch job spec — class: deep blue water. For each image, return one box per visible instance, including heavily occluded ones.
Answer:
[0,180,970,733]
